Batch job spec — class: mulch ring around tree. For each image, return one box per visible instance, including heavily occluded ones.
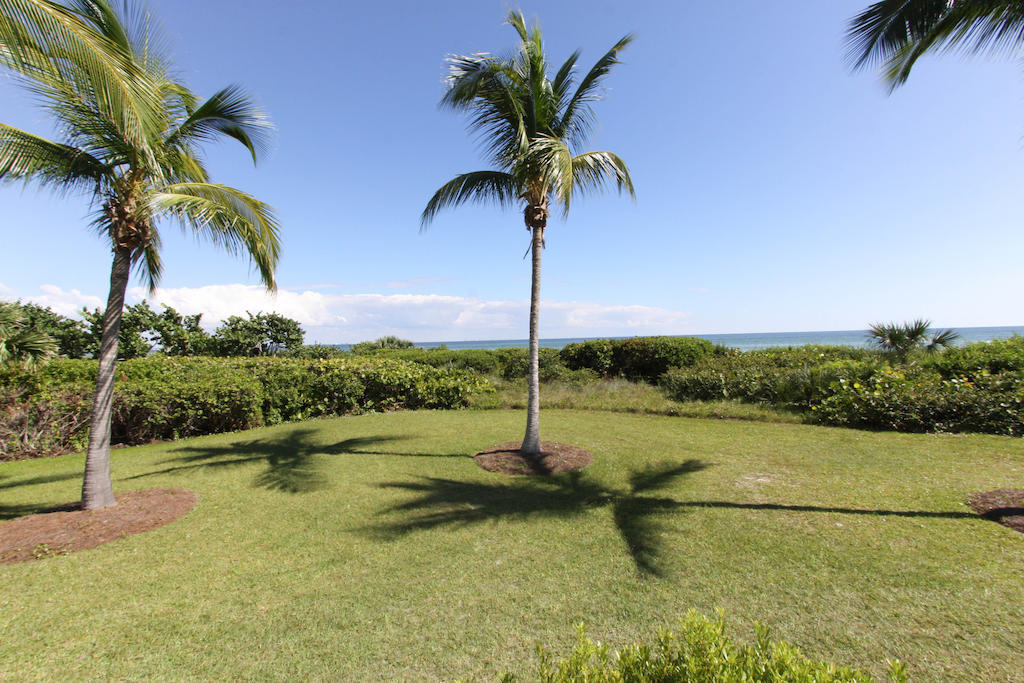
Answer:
[0,489,197,565]
[967,489,1024,535]
[473,441,593,476]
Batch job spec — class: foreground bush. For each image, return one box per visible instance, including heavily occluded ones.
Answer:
[507,612,904,682]
[0,357,489,460]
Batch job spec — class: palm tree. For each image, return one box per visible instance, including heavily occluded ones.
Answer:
[0,0,280,509]
[867,319,959,362]
[422,11,634,455]
[847,1,1024,87]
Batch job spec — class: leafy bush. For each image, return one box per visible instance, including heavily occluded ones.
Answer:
[507,612,903,682]
[929,335,1024,379]
[612,336,713,382]
[350,335,416,354]
[0,384,91,461]
[283,344,349,359]
[0,356,490,460]
[560,339,615,376]
[812,369,1024,436]
[661,353,881,409]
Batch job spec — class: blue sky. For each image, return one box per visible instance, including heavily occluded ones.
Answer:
[2,0,1023,343]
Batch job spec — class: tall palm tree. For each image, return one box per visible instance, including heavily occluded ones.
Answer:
[847,1,1024,87]
[422,11,634,455]
[0,0,280,509]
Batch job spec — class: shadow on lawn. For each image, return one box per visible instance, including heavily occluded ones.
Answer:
[366,459,979,578]
[125,429,467,493]
[368,460,710,578]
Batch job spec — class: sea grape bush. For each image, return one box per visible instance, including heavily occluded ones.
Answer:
[508,612,904,682]
[0,357,490,460]
[660,340,1024,435]
[927,335,1024,379]
[811,370,1024,436]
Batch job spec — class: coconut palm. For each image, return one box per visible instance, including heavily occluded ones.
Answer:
[0,0,280,509]
[422,11,634,455]
[847,1,1024,87]
[867,319,959,362]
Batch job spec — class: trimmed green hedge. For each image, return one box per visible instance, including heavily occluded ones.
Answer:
[0,357,490,460]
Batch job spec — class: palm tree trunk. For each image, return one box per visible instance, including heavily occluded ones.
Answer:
[82,245,131,509]
[522,224,543,455]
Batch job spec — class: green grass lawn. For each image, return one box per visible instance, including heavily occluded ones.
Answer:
[2,410,1022,680]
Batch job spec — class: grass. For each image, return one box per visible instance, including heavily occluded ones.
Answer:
[1,409,1022,680]
[470,377,801,423]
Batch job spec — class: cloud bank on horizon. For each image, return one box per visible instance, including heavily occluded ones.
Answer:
[1,282,692,344]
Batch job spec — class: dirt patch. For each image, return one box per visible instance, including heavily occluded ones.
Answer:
[967,489,1024,535]
[473,441,593,476]
[0,489,197,564]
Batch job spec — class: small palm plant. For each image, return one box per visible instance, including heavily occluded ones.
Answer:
[0,302,57,369]
[867,319,959,362]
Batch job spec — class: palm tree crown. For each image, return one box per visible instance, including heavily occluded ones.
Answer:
[422,10,634,232]
[847,1,1024,87]
[0,0,280,290]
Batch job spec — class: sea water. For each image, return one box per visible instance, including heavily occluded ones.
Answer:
[336,326,1024,353]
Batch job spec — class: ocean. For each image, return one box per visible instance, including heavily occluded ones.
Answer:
[339,326,1024,353]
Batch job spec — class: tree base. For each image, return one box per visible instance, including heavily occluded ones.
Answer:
[473,441,593,476]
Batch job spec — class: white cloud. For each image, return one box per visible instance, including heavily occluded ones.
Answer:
[7,282,693,343]
[2,284,105,317]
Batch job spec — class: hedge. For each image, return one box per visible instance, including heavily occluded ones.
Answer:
[0,357,490,461]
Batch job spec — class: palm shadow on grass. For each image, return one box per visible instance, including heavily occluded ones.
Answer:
[124,429,468,493]
[367,459,980,578]
[368,460,710,577]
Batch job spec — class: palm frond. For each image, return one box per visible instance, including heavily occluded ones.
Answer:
[558,33,632,144]
[442,53,528,164]
[847,0,1024,86]
[0,122,105,191]
[149,182,281,290]
[421,170,519,228]
[166,84,273,164]
[0,0,162,147]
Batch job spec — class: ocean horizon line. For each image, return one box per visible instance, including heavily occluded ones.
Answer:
[324,325,1024,353]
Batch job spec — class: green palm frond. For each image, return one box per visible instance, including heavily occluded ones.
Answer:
[150,182,280,290]
[557,33,632,144]
[848,1,1024,86]
[0,122,105,190]
[421,170,519,228]
[0,0,162,148]
[569,149,634,205]
[166,84,273,164]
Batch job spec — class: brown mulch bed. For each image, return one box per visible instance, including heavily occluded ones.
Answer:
[473,441,593,476]
[0,489,197,564]
[967,489,1024,535]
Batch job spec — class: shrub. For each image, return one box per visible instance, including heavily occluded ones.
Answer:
[560,339,614,376]
[611,336,713,383]
[1,356,490,460]
[507,612,903,682]
[283,344,348,359]
[812,369,1024,436]
[929,335,1024,379]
